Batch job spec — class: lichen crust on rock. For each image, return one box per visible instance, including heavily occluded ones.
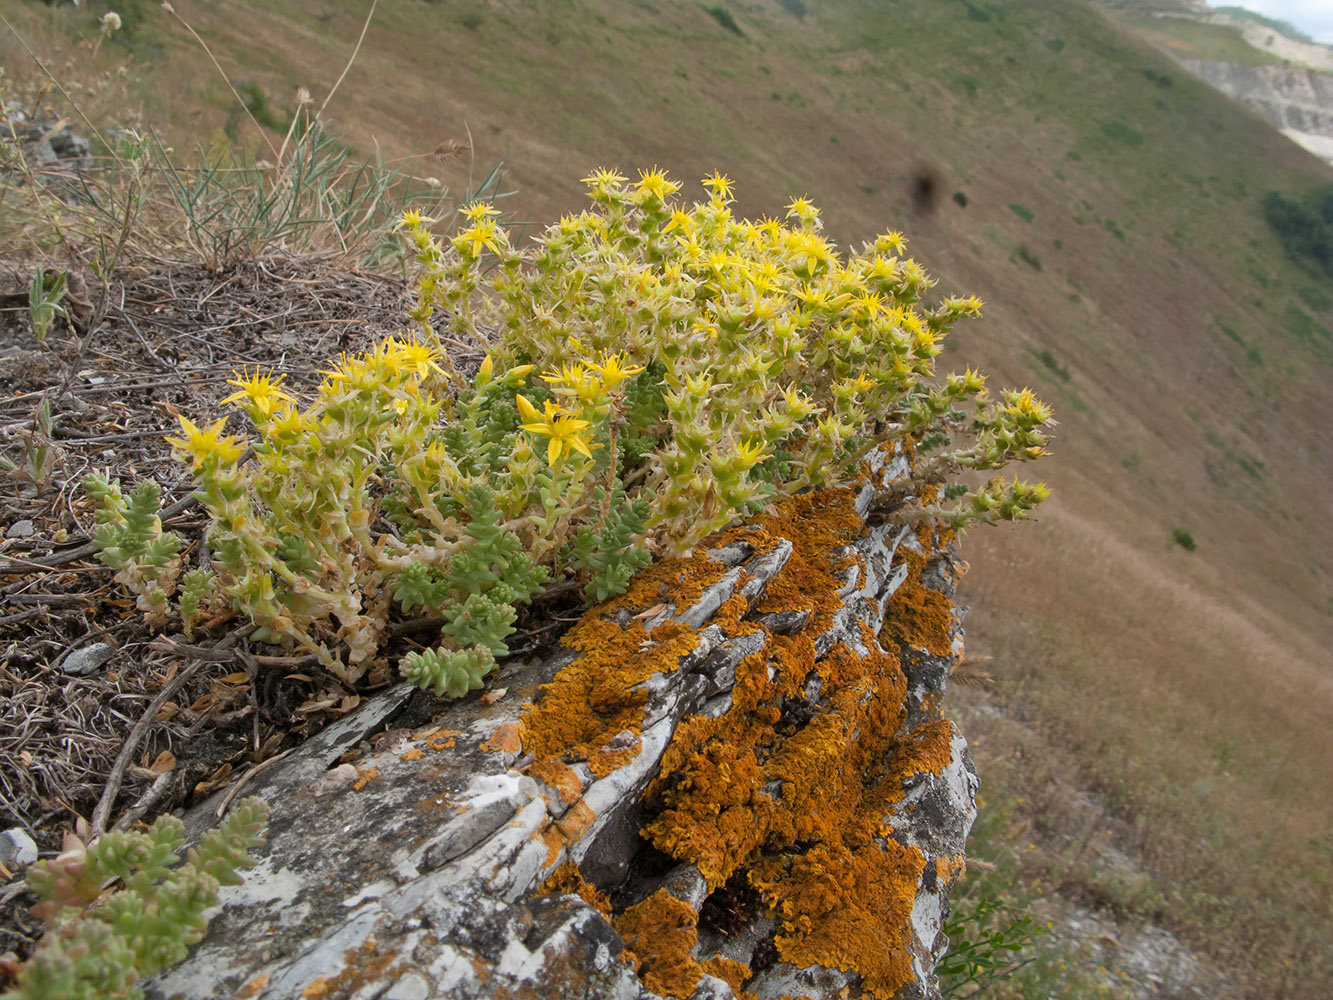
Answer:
[145,445,977,1000]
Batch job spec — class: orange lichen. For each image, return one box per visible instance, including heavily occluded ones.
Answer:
[887,719,959,783]
[352,766,378,791]
[294,938,399,1000]
[755,836,926,997]
[523,476,967,999]
[613,888,704,999]
[700,958,754,998]
[528,758,584,806]
[480,722,522,754]
[400,747,424,762]
[935,852,966,886]
[233,973,271,999]
[538,823,565,868]
[554,799,597,842]
[423,729,460,751]
[879,524,958,659]
[540,860,614,919]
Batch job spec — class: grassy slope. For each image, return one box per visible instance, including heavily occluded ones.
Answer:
[6,0,1332,991]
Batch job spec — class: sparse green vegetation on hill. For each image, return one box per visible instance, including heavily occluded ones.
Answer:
[1264,185,1333,278]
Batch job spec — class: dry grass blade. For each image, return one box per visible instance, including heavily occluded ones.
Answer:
[435,138,472,161]
[949,667,995,688]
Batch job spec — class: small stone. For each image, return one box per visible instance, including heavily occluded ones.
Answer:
[61,642,116,676]
[5,520,35,539]
[0,827,38,868]
[311,764,359,797]
[382,973,430,1000]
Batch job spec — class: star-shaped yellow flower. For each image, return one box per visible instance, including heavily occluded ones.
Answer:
[702,171,734,200]
[165,416,245,470]
[221,369,293,418]
[460,201,500,223]
[515,394,597,466]
[732,438,769,471]
[396,209,436,231]
[636,167,680,203]
[584,352,645,392]
[582,167,627,191]
[379,339,444,381]
[452,219,503,258]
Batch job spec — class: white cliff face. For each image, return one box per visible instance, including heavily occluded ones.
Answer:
[1103,4,1333,164]
[1203,12,1333,73]
[1178,58,1333,164]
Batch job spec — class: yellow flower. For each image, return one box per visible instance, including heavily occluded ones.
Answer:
[732,438,769,470]
[166,416,246,469]
[834,372,879,403]
[780,386,819,419]
[397,209,435,231]
[663,209,694,236]
[515,394,597,466]
[755,216,783,241]
[393,398,409,416]
[265,405,308,443]
[426,440,449,466]
[453,219,504,257]
[585,352,646,391]
[460,201,500,223]
[852,290,883,318]
[702,171,734,200]
[221,369,294,418]
[582,167,627,191]
[636,167,680,203]
[785,196,819,224]
[540,362,597,403]
[1004,388,1054,425]
[706,249,732,277]
[878,231,908,255]
[381,339,445,380]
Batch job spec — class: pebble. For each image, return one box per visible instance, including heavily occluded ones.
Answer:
[61,642,117,676]
[5,520,35,539]
[0,828,38,868]
[382,974,430,1000]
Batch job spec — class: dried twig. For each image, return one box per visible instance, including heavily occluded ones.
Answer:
[214,747,296,820]
[110,770,174,832]
[88,657,210,840]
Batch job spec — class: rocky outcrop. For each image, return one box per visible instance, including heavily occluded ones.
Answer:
[1179,59,1333,163]
[1,102,95,195]
[147,448,977,1000]
[1202,12,1333,73]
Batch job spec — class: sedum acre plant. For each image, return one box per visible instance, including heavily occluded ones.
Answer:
[3,798,269,1000]
[403,169,1052,539]
[85,169,1052,696]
